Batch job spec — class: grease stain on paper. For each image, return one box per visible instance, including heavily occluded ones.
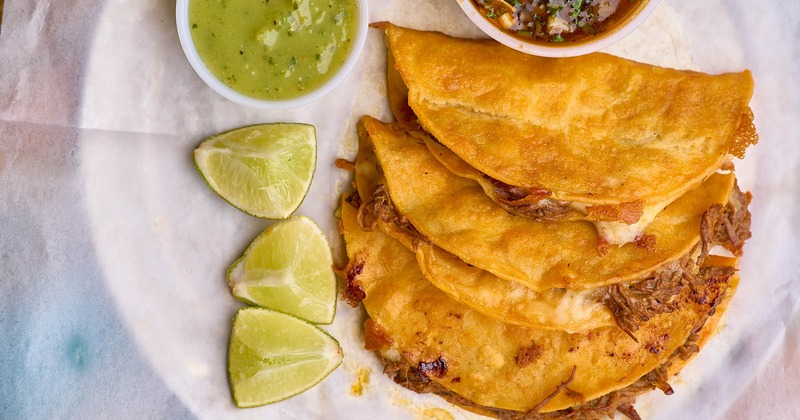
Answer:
[421,407,455,420]
[350,366,371,396]
[390,388,456,420]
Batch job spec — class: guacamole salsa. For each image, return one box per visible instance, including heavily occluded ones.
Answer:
[189,0,358,100]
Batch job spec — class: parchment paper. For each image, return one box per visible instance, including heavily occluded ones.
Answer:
[1,0,799,419]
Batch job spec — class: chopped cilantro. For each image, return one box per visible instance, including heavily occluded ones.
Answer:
[552,33,565,42]
[573,0,584,22]
[547,5,563,16]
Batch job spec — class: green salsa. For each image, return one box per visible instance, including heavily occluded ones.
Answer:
[189,0,358,100]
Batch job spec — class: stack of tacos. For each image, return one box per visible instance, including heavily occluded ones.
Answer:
[338,25,756,419]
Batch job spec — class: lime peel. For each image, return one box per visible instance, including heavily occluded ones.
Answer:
[194,123,317,219]
[228,307,343,408]
[227,216,337,324]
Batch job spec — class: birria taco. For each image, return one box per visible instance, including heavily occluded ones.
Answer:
[358,117,749,297]
[382,24,757,244]
[334,24,755,419]
[348,118,749,336]
[339,196,737,418]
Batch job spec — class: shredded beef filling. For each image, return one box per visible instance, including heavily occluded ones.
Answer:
[488,177,573,221]
[345,190,362,209]
[489,177,647,225]
[341,257,365,308]
[379,354,519,419]
[596,255,696,342]
[354,184,430,249]
[596,184,750,339]
[376,314,709,420]
[699,183,752,261]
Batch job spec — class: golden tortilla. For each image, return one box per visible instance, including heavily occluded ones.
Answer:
[363,116,735,292]
[385,24,756,222]
[341,198,733,413]
[352,123,614,332]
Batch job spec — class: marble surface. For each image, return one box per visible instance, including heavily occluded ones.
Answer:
[1,0,799,419]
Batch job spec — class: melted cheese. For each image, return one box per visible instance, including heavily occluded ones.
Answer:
[592,201,669,245]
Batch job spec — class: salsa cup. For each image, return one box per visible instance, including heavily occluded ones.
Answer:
[457,0,661,57]
[176,0,369,109]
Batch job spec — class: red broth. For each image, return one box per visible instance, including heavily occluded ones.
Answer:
[473,0,645,44]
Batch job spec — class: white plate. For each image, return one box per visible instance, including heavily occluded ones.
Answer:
[76,0,800,418]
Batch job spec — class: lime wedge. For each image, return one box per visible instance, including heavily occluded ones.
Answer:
[194,123,316,219]
[228,307,343,408]
[228,216,337,324]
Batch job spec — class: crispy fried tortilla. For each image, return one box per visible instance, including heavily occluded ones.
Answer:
[346,192,614,332]
[352,122,613,332]
[372,260,738,419]
[362,116,737,292]
[340,197,734,414]
[384,24,757,244]
[415,239,613,332]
